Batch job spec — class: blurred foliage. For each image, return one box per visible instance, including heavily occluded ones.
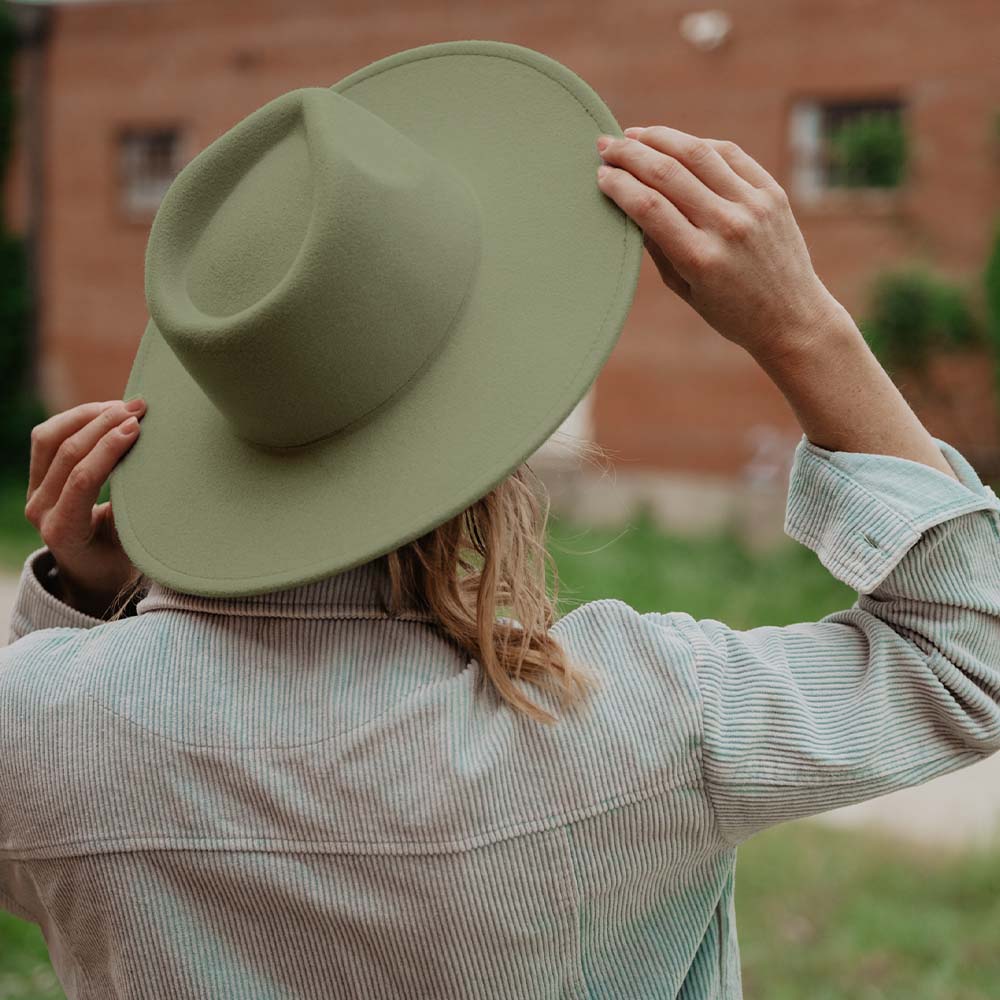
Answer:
[859,265,982,377]
[0,233,46,478]
[546,505,856,629]
[0,911,62,1000]
[0,1,15,179]
[0,2,46,480]
[829,110,908,189]
[984,218,1000,394]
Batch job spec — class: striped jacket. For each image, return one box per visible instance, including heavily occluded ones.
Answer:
[2,433,1000,999]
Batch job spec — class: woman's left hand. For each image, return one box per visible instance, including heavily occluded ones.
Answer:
[23,398,147,617]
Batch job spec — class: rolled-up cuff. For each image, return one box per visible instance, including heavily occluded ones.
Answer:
[784,434,1000,594]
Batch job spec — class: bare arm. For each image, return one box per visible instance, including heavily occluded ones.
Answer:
[753,305,960,480]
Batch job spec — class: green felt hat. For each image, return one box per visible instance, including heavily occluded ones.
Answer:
[108,39,642,597]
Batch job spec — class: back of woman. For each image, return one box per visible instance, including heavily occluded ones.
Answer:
[3,39,1000,1000]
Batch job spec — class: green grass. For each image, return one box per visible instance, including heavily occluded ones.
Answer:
[0,912,63,1000]
[736,822,1000,999]
[546,502,857,628]
[2,502,999,997]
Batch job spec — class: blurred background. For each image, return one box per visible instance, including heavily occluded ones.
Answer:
[0,1,998,998]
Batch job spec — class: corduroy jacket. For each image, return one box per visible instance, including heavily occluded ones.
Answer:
[3,433,1000,999]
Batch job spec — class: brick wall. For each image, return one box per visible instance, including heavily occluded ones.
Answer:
[7,0,1000,480]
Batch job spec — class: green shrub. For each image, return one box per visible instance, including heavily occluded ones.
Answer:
[984,218,1000,392]
[0,3,46,479]
[860,265,981,375]
[829,110,908,188]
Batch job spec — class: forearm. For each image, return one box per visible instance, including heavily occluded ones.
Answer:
[752,304,961,481]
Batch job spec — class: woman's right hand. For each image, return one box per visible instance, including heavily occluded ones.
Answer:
[595,125,851,366]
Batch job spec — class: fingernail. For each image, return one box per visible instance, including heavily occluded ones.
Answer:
[125,397,145,412]
[596,135,612,152]
[597,164,611,179]
[624,127,643,137]
[121,416,139,433]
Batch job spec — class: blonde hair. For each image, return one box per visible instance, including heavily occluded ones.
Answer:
[107,435,607,726]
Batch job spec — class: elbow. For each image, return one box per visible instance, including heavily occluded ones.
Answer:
[928,643,1000,755]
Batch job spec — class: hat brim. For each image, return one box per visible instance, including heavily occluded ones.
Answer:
[109,39,642,597]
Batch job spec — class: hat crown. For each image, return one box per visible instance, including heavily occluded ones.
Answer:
[144,86,482,448]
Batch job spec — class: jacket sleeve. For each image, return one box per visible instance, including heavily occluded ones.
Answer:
[6,545,106,645]
[642,434,1000,847]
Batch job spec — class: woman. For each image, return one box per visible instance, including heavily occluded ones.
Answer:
[4,42,1000,1000]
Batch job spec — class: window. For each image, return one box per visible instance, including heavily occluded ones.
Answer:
[118,127,182,217]
[788,98,907,202]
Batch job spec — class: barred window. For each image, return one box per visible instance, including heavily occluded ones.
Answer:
[789,98,906,201]
[118,127,182,217]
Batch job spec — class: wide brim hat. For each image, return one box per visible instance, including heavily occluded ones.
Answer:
[109,39,642,597]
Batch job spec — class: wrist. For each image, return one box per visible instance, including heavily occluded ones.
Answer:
[749,299,861,374]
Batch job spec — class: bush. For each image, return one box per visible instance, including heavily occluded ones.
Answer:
[0,4,46,479]
[0,232,44,479]
[984,217,1000,391]
[860,265,981,375]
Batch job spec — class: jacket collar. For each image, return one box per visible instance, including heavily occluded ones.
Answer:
[135,556,438,623]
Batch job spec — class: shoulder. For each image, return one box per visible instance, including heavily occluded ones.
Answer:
[538,599,711,818]
[1,625,91,695]
[0,616,152,736]
[554,596,699,662]
[552,597,704,706]
[0,628,94,830]
[0,618,155,833]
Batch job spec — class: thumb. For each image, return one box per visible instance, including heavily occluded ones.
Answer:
[644,232,692,303]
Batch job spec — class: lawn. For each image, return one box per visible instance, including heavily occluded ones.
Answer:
[1,491,999,998]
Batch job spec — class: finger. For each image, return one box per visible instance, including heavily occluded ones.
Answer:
[28,400,117,496]
[42,417,141,551]
[707,139,779,190]
[25,400,144,526]
[596,165,710,277]
[599,135,732,230]
[623,126,756,203]
[625,125,778,188]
